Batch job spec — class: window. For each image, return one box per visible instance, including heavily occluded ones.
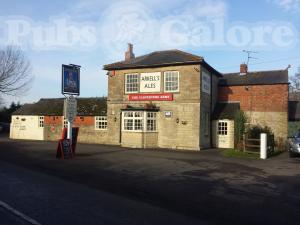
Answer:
[38,116,44,128]
[122,111,157,132]
[218,121,228,135]
[95,116,107,130]
[147,112,156,131]
[123,111,143,131]
[125,74,139,93]
[164,71,179,92]
[63,117,68,128]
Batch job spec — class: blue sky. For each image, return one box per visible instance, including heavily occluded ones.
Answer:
[0,0,299,106]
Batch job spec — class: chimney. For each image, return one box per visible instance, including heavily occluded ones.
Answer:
[125,43,135,61]
[240,63,248,75]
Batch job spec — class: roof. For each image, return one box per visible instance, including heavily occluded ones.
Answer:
[289,101,300,121]
[103,49,222,76]
[212,103,240,120]
[219,70,289,86]
[13,97,107,116]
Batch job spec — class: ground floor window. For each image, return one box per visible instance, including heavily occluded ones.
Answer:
[218,121,228,135]
[95,116,107,130]
[122,111,157,132]
[38,116,44,128]
[63,117,68,128]
[146,112,156,131]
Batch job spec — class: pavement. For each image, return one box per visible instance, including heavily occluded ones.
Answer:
[0,134,300,225]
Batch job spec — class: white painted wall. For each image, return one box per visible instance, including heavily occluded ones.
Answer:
[10,115,44,140]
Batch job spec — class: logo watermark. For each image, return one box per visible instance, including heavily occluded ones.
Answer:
[0,1,298,53]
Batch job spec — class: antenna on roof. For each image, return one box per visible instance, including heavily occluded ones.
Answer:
[242,50,258,67]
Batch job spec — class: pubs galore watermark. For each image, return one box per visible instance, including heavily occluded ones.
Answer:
[0,1,298,53]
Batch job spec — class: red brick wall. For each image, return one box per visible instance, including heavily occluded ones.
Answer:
[44,116,62,125]
[44,116,94,126]
[218,84,288,112]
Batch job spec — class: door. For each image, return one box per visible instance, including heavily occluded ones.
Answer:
[217,120,230,148]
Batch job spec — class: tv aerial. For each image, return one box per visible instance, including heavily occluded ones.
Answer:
[243,50,258,66]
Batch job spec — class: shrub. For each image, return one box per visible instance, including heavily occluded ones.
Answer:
[246,125,275,153]
[234,110,247,149]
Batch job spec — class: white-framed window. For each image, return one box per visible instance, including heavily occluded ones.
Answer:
[38,116,44,128]
[63,117,68,128]
[122,111,157,132]
[95,116,107,130]
[146,112,156,131]
[123,111,143,131]
[164,71,179,92]
[218,121,228,135]
[125,73,139,93]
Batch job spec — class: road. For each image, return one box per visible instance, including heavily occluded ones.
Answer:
[0,161,205,225]
[0,135,300,225]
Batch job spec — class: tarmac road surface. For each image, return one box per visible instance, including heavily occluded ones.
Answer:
[0,134,300,225]
[0,161,207,225]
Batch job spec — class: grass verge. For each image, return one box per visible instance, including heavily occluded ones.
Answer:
[221,149,260,159]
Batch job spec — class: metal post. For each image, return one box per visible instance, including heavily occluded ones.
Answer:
[67,120,72,145]
[260,133,267,159]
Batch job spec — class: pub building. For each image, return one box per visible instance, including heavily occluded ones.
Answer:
[10,44,289,150]
[103,44,288,150]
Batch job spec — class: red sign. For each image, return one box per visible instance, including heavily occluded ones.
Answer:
[57,127,79,158]
[56,139,73,159]
[129,93,173,101]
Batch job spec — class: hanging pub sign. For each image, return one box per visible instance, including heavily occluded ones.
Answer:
[62,64,80,95]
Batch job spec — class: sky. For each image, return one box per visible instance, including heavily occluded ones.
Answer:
[0,0,299,106]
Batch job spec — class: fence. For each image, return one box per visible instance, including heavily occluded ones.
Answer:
[243,134,275,155]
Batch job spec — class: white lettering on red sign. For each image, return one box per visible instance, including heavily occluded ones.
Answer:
[129,94,173,101]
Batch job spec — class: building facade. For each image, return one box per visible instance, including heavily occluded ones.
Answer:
[103,47,221,150]
[218,69,289,141]
[10,98,110,144]
[10,45,290,151]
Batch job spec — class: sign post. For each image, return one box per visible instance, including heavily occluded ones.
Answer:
[64,95,77,145]
[57,64,80,159]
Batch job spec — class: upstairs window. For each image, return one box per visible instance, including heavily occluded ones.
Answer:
[125,74,139,93]
[164,71,179,92]
[38,116,44,128]
[95,116,107,130]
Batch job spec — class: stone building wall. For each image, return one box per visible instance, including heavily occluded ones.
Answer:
[107,64,211,150]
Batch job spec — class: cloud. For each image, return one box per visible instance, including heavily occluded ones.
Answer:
[267,0,300,12]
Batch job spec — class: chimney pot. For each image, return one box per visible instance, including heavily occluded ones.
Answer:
[125,43,135,61]
[240,63,248,75]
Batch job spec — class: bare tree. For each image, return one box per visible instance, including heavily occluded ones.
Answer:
[290,67,300,92]
[0,46,33,96]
